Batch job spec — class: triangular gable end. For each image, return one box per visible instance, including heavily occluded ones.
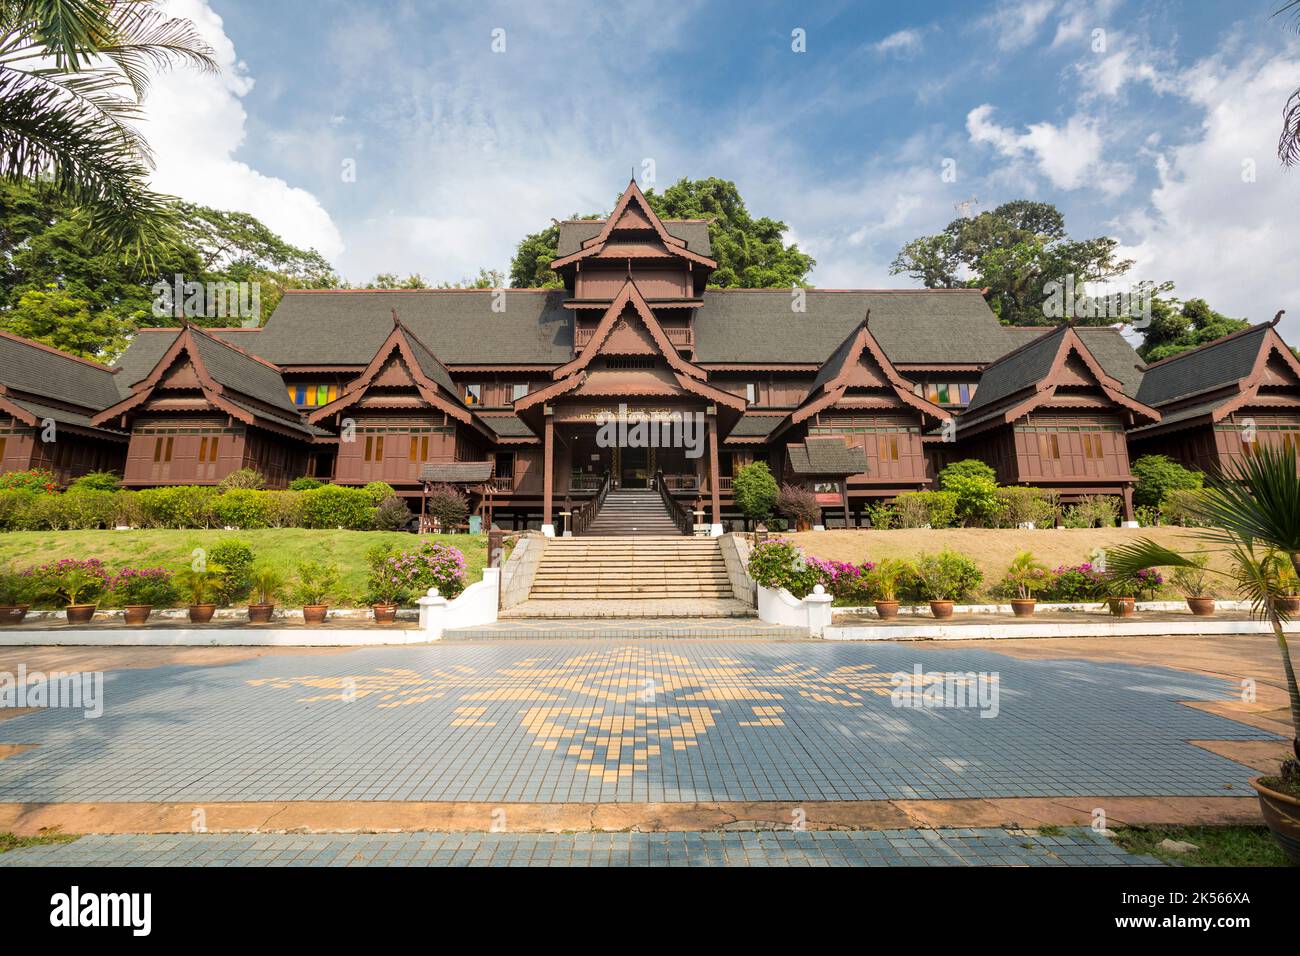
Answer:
[306,322,479,429]
[551,279,706,382]
[1010,327,1159,424]
[551,179,715,270]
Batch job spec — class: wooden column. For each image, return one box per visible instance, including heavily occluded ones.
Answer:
[542,411,555,532]
[707,411,721,528]
[840,480,853,529]
[1122,485,1135,523]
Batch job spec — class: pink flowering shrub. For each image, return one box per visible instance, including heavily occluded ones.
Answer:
[24,558,109,606]
[105,567,177,607]
[383,541,468,600]
[806,556,877,605]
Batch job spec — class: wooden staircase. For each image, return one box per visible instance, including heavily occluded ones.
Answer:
[581,488,684,537]
[528,536,735,601]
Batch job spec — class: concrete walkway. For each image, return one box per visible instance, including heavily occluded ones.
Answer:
[0,827,1163,867]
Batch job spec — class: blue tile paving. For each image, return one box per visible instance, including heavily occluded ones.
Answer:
[0,828,1163,867]
[0,640,1276,803]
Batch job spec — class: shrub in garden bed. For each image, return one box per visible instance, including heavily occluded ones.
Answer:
[806,555,876,605]
[1043,562,1110,602]
[0,468,58,494]
[25,558,110,610]
[299,485,376,530]
[746,538,820,599]
[423,484,469,531]
[891,491,956,529]
[776,484,820,529]
[379,541,468,600]
[106,568,177,609]
[912,550,982,603]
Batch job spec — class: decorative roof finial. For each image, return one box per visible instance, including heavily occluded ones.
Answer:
[391,307,400,328]
[1273,309,1285,326]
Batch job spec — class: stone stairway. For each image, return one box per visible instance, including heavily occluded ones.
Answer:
[525,536,735,602]
[582,488,684,536]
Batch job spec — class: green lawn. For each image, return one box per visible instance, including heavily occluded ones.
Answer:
[1114,825,1296,867]
[0,529,488,606]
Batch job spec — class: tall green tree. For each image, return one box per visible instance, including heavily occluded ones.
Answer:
[507,179,815,289]
[0,180,339,359]
[891,201,1134,325]
[1137,295,1250,362]
[0,0,218,259]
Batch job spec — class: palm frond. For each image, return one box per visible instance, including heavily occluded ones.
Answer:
[1188,444,1300,551]
[1105,539,1206,578]
[100,0,217,101]
[0,68,179,262]
[1282,87,1300,168]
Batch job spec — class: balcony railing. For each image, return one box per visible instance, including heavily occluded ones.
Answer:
[573,325,693,350]
[487,475,513,493]
[658,474,733,493]
[569,475,604,492]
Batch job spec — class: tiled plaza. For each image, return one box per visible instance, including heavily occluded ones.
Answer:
[0,640,1275,804]
[0,828,1162,867]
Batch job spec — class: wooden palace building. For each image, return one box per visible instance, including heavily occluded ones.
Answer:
[2,179,1298,533]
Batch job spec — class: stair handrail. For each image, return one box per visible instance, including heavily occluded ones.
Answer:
[655,468,694,536]
[571,470,612,536]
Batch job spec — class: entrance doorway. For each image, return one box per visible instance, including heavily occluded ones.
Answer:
[619,445,651,488]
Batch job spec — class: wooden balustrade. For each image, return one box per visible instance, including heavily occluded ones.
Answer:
[654,470,693,536]
[571,471,612,536]
[574,326,693,350]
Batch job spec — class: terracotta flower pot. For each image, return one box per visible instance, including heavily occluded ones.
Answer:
[65,604,96,625]
[1108,596,1136,618]
[874,599,900,620]
[1010,598,1037,618]
[188,604,217,624]
[247,603,275,624]
[1277,596,1300,615]
[928,599,954,620]
[302,604,329,626]
[372,602,398,624]
[1251,776,1300,865]
[0,604,29,625]
[1186,596,1216,617]
[123,604,153,626]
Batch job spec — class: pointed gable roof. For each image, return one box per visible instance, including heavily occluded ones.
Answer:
[959,324,1159,433]
[0,331,125,437]
[91,324,319,438]
[305,314,491,436]
[515,279,744,416]
[549,179,717,271]
[1131,321,1300,433]
[787,314,950,428]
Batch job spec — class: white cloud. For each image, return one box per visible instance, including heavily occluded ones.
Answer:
[966,105,1131,194]
[1118,45,1300,332]
[138,0,344,259]
[981,0,1057,52]
[873,29,925,58]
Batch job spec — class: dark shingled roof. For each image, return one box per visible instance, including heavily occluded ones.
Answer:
[250,291,572,366]
[480,415,537,439]
[0,333,122,410]
[1002,326,1146,396]
[963,325,1067,414]
[1136,324,1271,407]
[727,414,785,439]
[555,220,712,257]
[187,330,299,416]
[420,461,494,483]
[787,436,869,475]
[397,324,460,399]
[4,397,125,436]
[692,290,1010,364]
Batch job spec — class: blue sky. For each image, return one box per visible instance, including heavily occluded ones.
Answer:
[144,1,1300,336]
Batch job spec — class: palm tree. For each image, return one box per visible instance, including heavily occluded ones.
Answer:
[0,0,217,259]
[1278,1,1300,166]
[1108,443,1300,767]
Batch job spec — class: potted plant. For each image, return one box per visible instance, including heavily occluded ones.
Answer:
[1169,555,1215,616]
[292,560,339,626]
[31,559,108,625]
[914,550,982,620]
[108,567,176,626]
[247,564,285,624]
[1275,557,1300,615]
[0,567,32,624]
[1102,572,1137,618]
[867,559,910,620]
[174,563,225,624]
[1108,445,1300,863]
[1000,551,1052,617]
[364,545,406,624]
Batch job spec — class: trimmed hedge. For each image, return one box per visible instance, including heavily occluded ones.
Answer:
[0,483,385,532]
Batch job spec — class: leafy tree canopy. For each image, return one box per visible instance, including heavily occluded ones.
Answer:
[891,200,1134,326]
[507,178,815,289]
[0,181,339,361]
[1137,295,1250,362]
